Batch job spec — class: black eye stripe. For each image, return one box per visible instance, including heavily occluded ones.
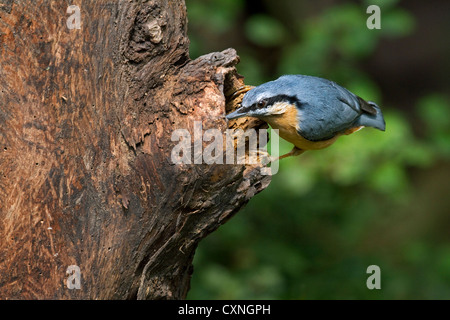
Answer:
[246,95,300,112]
[255,95,300,109]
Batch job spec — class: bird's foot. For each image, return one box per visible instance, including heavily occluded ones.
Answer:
[247,149,271,165]
[248,147,304,165]
[272,147,305,161]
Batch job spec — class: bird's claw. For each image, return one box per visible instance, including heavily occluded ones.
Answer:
[247,149,272,166]
[248,147,305,165]
[274,147,305,161]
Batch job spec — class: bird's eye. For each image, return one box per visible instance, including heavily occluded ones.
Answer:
[257,99,267,108]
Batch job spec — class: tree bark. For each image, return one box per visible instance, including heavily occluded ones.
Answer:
[0,0,270,299]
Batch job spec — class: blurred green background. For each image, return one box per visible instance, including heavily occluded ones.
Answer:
[186,0,450,299]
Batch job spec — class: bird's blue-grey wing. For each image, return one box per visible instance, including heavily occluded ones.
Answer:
[295,78,362,141]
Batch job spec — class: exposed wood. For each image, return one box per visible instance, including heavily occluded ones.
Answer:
[0,0,270,299]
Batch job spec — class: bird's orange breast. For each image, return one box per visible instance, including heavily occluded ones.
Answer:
[262,103,338,150]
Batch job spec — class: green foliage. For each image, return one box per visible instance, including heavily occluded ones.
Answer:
[417,94,450,157]
[245,14,288,47]
[186,0,450,299]
[187,0,244,35]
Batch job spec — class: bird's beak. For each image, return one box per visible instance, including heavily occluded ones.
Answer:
[226,109,246,120]
[226,85,255,121]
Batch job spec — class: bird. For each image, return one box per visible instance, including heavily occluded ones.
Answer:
[226,74,386,160]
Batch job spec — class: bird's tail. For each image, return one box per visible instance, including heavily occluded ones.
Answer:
[356,101,386,131]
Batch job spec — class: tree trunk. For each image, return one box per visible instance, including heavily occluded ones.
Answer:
[0,0,270,299]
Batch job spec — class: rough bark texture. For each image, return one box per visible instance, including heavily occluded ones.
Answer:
[0,0,270,299]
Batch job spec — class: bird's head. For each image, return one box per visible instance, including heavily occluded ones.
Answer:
[226,78,300,120]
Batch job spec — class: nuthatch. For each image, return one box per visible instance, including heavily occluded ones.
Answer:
[226,75,386,159]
